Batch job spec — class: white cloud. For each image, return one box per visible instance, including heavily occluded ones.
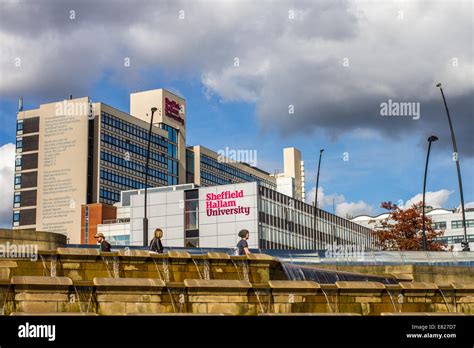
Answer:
[0,1,472,156]
[306,186,375,218]
[403,189,453,209]
[306,186,344,208]
[0,143,15,227]
[335,201,376,219]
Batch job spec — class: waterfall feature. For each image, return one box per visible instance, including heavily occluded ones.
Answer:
[281,262,398,284]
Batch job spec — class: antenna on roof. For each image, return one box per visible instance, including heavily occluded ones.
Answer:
[18,97,23,112]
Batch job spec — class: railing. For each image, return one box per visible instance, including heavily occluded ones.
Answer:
[64,244,474,266]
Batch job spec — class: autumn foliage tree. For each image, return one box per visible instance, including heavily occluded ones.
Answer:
[370,201,450,251]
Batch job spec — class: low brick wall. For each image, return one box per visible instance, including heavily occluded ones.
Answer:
[0,249,276,284]
[1,248,473,315]
[3,276,473,316]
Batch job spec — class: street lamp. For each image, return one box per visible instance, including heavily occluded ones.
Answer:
[436,83,469,251]
[313,149,324,249]
[143,107,157,247]
[421,135,438,251]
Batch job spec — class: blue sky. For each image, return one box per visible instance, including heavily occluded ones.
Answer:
[0,0,473,226]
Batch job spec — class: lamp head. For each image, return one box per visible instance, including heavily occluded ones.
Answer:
[428,135,439,142]
[436,83,442,88]
[151,107,157,113]
[320,148,325,153]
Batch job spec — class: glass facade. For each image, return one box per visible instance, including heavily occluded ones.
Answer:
[160,123,179,186]
[184,189,199,247]
[99,112,177,205]
[185,148,195,184]
[257,185,376,250]
[200,154,275,189]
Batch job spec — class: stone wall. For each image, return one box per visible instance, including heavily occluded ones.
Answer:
[0,248,473,316]
[0,229,67,251]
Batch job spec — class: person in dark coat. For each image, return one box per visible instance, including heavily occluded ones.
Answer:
[149,228,164,253]
[236,229,251,256]
[94,233,111,252]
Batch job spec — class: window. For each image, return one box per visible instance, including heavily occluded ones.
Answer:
[13,211,20,222]
[15,156,22,167]
[185,237,199,248]
[451,220,464,229]
[14,193,21,204]
[17,121,23,131]
[432,221,447,230]
[14,174,21,186]
[16,139,23,149]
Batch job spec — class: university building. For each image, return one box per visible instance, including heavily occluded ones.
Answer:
[98,182,377,250]
[351,207,474,251]
[12,88,305,244]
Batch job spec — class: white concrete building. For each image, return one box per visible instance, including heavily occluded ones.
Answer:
[351,208,474,251]
[99,182,378,250]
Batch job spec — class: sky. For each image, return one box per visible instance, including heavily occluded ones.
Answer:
[0,0,473,227]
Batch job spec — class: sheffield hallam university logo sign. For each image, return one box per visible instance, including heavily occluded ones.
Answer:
[164,97,185,125]
[205,189,251,216]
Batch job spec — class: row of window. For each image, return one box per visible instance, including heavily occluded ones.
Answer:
[168,158,178,176]
[160,124,178,144]
[259,199,373,249]
[201,154,275,188]
[101,133,167,163]
[100,170,145,190]
[101,122,167,153]
[201,169,232,185]
[259,185,375,243]
[101,112,168,148]
[100,152,167,180]
[434,234,474,244]
[100,159,167,187]
[84,207,90,243]
[99,188,120,203]
[431,220,474,229]
[451,219,474,229]
[259,224,319,250]
[17,120,23,131]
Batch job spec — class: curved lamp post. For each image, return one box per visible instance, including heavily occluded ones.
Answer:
[313,149,324,249]
[421,135,438,251]
[143,107,157,247]
[436,83,469,251]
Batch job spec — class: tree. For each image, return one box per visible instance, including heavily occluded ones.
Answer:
[370,201,450,251]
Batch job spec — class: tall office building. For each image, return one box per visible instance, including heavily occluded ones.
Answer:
[13,90,183,243]
[186,145,276,189]
[13,88,307,244]
[271,147,305,201]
